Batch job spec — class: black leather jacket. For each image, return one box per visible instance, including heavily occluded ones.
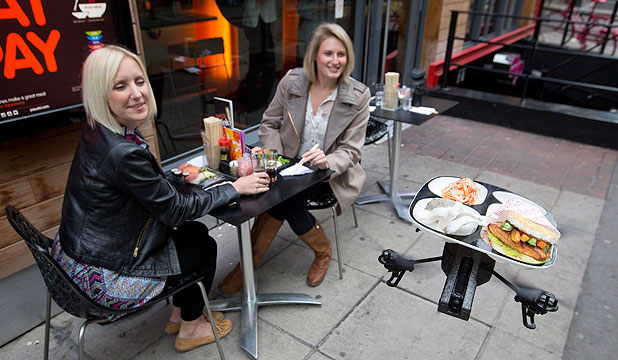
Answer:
[59,123,238,277]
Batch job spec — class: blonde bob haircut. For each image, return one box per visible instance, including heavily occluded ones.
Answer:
[303,23,355,84]
[81,45,157,135]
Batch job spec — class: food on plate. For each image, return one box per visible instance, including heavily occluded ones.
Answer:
[175,162,217,185]
[186,169,216,185]
[414,198,482,235]
[177,162,201,175]
[441,177,480,205]
[485,211,560,264]
[277,155,290,167]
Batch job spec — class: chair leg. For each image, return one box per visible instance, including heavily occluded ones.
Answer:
[44,292,51,360]
[351,204,358,228]
[330,206,343,279]
[197,282,225,360]
[221,54,231,89]
[78,319,96,360]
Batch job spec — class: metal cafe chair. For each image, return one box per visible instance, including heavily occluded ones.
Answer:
[305,191,358,279]
[4,206,225,360]
[168,37,231,100]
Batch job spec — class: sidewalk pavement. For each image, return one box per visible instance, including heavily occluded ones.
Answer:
[2,115,617,359]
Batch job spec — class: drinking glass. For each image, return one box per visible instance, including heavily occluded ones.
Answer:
[252,150,266,173]
[400,86,412,110]
[237,153,253,177]
[374,83,385,108]
[263,149,278,182]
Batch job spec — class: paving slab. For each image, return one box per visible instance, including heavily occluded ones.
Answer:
[475,171,561,211]
[131,310,313,360]
[397,155,483,185]
[256,244,380,347]
[318,206,421,278]
[360,143,392,177]
[551,190,605,235]
[319,284,490,359]
[564,157,618,360]
[0,316,78,360]
[477,327,562,360]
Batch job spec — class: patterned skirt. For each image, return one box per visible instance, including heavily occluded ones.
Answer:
[51,235,166,322]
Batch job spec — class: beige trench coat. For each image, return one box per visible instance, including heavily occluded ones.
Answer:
[258,68,371,214]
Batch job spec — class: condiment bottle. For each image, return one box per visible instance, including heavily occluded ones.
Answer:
[219,138,230,162]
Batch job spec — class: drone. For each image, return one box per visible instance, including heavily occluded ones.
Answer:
[378,242,558,329]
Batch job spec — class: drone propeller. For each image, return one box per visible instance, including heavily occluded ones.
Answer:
[489,270,559,329]
[378,249,441,287]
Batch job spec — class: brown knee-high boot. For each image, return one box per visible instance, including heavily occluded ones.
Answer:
[217,212,283,293]
[298,220,332,287]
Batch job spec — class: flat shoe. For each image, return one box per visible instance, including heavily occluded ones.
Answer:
[174,319,233,352]
[164,311,225,335]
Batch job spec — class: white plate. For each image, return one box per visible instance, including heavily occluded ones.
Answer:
[492,191,547,215]
[427,176,488,205]
[411,198,481,236]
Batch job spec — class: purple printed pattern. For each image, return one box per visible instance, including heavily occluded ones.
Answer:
[124,126,146,147]
[51,236,165,321]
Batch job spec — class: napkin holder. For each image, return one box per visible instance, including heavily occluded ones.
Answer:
[383,72,400,110]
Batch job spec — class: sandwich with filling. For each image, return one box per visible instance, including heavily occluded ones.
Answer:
[485,211,560,264]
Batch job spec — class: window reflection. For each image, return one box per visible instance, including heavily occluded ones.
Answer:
[137,0,355,161]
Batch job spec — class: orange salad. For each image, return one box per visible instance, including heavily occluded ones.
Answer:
[441,177,479,204]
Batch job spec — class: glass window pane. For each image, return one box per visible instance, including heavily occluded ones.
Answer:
[136,0,358,161]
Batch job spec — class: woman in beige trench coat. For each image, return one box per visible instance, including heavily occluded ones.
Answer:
[218,23,370,291]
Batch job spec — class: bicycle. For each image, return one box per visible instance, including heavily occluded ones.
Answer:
[542,0,618,55]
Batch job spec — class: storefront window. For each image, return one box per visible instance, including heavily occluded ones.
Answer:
[136,0,358,161]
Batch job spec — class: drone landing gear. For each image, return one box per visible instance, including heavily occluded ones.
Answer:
[378,243,558,329]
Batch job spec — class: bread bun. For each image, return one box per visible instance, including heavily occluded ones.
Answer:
[506,211,560,244]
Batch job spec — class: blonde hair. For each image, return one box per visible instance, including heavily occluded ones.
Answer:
[81,45,157,134]
[303,23,355,84]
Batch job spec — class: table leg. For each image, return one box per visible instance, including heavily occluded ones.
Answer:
[209,221,321,359]
[355,120,416,222]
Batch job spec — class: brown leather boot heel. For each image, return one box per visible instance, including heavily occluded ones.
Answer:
[298,221,332,287]
[217,264,243,293]
[217,213,284,293]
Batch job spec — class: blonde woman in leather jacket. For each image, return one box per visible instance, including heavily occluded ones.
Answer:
[55,45,270,353]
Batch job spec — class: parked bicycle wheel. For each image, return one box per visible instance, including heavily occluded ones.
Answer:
[540,7,576,45]
[586,22,618,55]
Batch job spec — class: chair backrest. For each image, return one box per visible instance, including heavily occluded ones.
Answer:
[5,206,206,322]
[306,189,338,210]
[4,206,110,320]
[364,117,389,145]
[194,37,225,57]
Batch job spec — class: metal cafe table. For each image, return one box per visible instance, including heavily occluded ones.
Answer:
[355,96,458,222]
[164,151,331,359]
[207,167,332,359]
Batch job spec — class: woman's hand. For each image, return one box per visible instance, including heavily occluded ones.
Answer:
[251,146,262,154]
[301,148,330,170]
[231,171,270,195]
